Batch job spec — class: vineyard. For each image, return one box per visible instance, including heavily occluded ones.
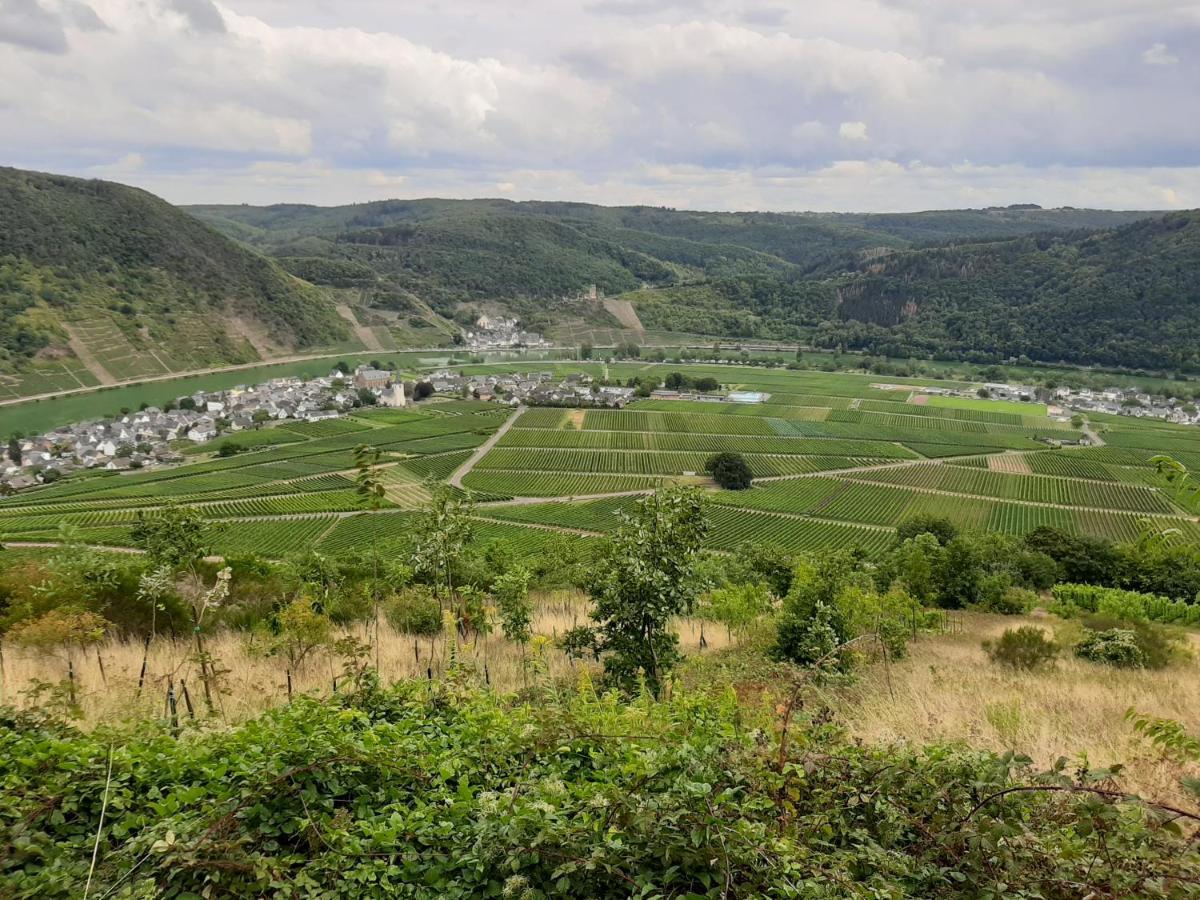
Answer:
[0,361,1197,561]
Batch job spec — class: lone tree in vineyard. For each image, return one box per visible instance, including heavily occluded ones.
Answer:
[706,451,753,490]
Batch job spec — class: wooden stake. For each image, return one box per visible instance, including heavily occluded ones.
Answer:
[95,646,107,687]
[180,680,196,719]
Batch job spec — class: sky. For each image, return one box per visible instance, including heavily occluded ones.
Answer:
[1,0,1197,211]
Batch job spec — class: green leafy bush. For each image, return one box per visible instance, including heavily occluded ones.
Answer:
[984,626,1058,670]
[977,586,1038,615]
[384,586,442,635]
[1075,628,1148,668]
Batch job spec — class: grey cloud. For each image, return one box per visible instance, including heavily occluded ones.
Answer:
[63,1,108,32]
[168,0,226,33]
[0,0,68,53]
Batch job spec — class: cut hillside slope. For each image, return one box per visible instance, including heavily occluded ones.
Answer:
[0,167,350,398]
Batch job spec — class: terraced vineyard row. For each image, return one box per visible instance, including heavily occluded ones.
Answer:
[279,418,372,438]
[474,447,894,478]
[461,471,664,498]
[704,506,894,554]
[709,477,1190,543]
[315,512,417,555]
[200,489,382,519]
[396,450,474,481]
[209,516,339,558]
[1070,446,1200,471]
[481,497,639,532]
[768,419,1047,450]
[851,463,1176,513]
[496,428,918,458]
[857,399,1026,426]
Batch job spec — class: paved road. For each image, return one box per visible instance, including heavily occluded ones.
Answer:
[447,405,526,488]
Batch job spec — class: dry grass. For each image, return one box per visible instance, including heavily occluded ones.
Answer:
[0,590,732,727]
[829,611,1200,806]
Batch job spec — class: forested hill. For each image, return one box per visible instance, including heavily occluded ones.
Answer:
[0,168,346,383]
[828,211,1200,370]
[186,197,1168,364]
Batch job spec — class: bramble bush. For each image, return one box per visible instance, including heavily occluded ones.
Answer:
[2,677,1199,898]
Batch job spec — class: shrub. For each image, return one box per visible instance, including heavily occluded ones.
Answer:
[1075,615,1182,670]
[705,452,753,490]
[977,586,1037,615]
[1075,628,1147,668]
[984,626,1058,670]
[385,586,442,635]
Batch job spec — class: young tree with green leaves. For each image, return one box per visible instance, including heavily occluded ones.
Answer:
[585,486,708,696]
[353,444,388,669]
[130,505,208,571]
[493,564,533,675]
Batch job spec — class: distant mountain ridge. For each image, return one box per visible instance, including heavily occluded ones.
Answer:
[187,196,1187,369]
[0,168,349,396]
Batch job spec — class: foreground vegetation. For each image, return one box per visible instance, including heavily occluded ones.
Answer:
[6,669,1200,898]
[2,479,1200,895]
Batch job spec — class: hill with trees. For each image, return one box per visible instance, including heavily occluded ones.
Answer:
[187,196,1195,370]
[0,168,348,390]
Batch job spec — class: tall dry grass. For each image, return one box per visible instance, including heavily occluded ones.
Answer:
[0,590,731,726]
[829,611,1200,806]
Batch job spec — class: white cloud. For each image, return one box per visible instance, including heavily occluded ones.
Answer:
[839,121,868,142]
[1142,42,1179,65]
[0,0,1196,210]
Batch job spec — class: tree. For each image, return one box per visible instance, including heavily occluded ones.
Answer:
[585,487,708,696]
[493,565,533,646]
[6,435,20,466]
[706,452,753,490]
[895,514,958,546]
[412,488,475,610]
[353,444,388,666]
[579,341,593,360]
[413,381,435,400]
[130,505,208,571]
[252,409,271,428]
[356,387,377,406]
[178,396,196,411]
[694,376,720,392]
[701,581,772,639]
[269,597,334,682]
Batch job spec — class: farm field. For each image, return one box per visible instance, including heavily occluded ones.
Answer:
[1,361,1197,560]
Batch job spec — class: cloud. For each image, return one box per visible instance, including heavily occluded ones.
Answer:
[839,121,868,142]
[0,0,69,53]
[0,0,1196,209]
[1142,42,1179,65]
[166,0,225,33]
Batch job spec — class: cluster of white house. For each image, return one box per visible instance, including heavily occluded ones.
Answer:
[1,365,411,491]
[918,382,1199,425]
[426,370,636,406]
[463,315,551,351]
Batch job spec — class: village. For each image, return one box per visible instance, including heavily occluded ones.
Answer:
[907,380,1200,426]
[462,315,552,351]
[0,364,638,492]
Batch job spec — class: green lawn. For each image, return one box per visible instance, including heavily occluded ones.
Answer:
[926,395,1048,416]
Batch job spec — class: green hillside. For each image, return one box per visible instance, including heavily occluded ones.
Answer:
[187,197,1182,369]
[0,168,349,396]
